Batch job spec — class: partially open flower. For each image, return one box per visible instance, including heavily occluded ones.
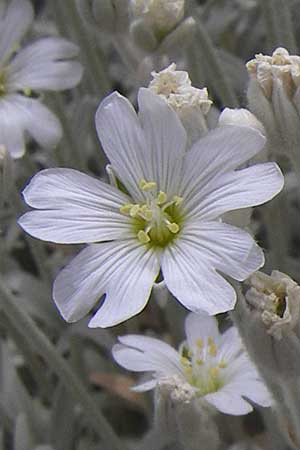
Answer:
[113,312,272,415]
[247,47,300,99]
[149,63,212,143]
[246,270,300,340]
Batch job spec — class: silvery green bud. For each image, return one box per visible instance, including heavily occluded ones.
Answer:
[232,280,300,450]
[76,0,129,34]
[246,48,300,172]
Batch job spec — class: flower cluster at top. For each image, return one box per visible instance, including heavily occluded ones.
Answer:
[113,312,272,415]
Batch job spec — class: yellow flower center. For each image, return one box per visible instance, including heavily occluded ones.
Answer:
[120,179,183,248]
[179,337,227,396]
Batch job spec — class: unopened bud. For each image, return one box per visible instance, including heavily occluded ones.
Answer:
[130,0,185,35]
[246,270,300,340]
[218,107,265,135]
[148,63,212,144]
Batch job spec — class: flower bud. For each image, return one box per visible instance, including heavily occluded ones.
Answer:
[130,0,185,35]
[148,63,212,144]
[246,47,300,172]
[246,270,300,340]
[232,281,300,449]
[218,107,265,136]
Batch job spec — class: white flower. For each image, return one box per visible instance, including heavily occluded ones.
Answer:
[112,312,272,415]
[19,88,283,328]
[0,0,83,158]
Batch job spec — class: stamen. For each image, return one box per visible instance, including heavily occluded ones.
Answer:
[167,222,180,234]
[173,195,183,206]
[180,356,191,367]
[137,230,150,244]
[140,205,153,221]
[218,360,227,369]
[120,203,134,214]
[157,191,167,205]
[196,339,203,348]
[209,367,220,378]
[208,337,217,357]
[23,87,32,97]
[130,204,141,217]
[139,179,157,191]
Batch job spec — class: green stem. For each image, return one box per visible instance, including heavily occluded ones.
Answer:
[192,16,239,107]
[259,0,297,53]
[52,0,111,98]
[0,277,124,450]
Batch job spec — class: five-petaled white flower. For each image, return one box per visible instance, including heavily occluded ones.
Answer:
[0,0,83,157]
[19,87,283,327]
[113,312,272,415]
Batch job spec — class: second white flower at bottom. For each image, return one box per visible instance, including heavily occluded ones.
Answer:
[113,312,272,415]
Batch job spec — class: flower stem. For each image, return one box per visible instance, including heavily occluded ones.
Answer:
[191,16,239,108]
[259,0,297,53]
[0,277,124,450]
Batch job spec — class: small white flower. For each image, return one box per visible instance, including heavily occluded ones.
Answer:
[113,313,272,415]
[0,0,83,158]
[19,88,283,327]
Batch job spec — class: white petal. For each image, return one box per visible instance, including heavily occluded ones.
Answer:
[0,0,33,62]
[179,220,264,281]
[137,88,186,196]
[19,168,133,243]
[0,96,25,157]
[184,163,284,220]
[131,379,157,392]
[53,241,160,327]
[162,239,236,315]
[184,313,220,349]
[225,379,272,407]
[204,391,253,415]
[218,327,243,364]
[12,95,62,148]
[95,91,148,201]
[179,125,266,202]
[112,335,182,375]
[7,38,83,91]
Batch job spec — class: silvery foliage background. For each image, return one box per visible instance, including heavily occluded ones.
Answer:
[1,0,299,449]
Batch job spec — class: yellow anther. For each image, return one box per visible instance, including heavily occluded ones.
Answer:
[196,358,203,365]
[180,356,191,367]
[139,179,157,191]
[140,205,153,221]
[184,367,193,377]
[209,367,220,378]
[196,339,203,348]
[157,191,167,205]
[173,195,183,206]
[23,87,32,97]
[187,350,193,358]
[208,337,217,357]
[120,203,134,215]
[167,222,180,234]
[130,204,141,217]
[137,230,150,244]
[218,360,227,369]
